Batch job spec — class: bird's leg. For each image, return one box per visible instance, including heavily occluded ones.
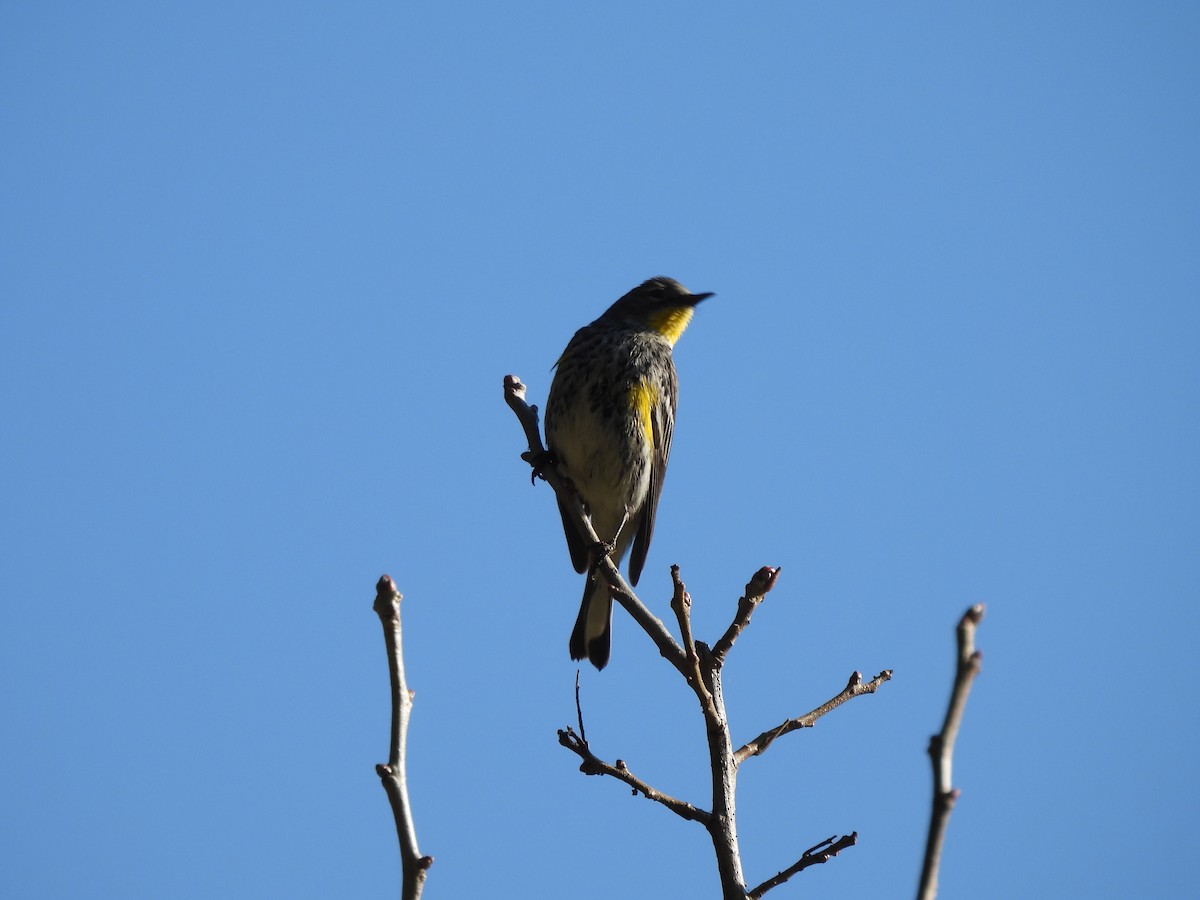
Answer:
[589,508,630,562]
[612,507,631,545]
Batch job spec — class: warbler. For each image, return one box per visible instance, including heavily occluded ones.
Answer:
[544,276,713,669]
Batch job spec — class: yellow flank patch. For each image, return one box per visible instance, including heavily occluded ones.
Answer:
[647,305,695,345]
[629,379,657,448]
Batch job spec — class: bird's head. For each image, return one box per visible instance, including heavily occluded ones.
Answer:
[603,276,714,345]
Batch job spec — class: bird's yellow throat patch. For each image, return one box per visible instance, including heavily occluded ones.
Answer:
[629,379,658,449]
[647,305,695,346]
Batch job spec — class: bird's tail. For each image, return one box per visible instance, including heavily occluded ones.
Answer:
[569,571,612,670]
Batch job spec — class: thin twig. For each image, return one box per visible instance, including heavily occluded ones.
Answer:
[574,669,586,743]
[734,670,894,765]
[373,576,433,899]
[670,565,709,696]
[502,375,548,468]
[746,833,859,899]
[917,604,985,900]
[557,727,710,824]
[710,566,781,666]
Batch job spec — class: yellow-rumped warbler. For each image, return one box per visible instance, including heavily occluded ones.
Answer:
[544,276,712,669]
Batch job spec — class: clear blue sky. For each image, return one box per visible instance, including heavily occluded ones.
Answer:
[3,2,1197,898]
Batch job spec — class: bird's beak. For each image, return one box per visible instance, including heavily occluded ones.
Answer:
[690,292,715,304]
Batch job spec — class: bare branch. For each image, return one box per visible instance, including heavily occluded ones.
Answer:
[557,727,711,824]
[917,604,985,900]
[373,576,433,899]
[502,374,549,466]
[670,565,698,661]
[710,566,781,666]
[573,670,586,744]
[670,565,710,696]
[746,833,859,899]
[734,670,894,765]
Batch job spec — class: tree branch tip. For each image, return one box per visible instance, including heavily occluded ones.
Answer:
[374,575,401,603]
[803,835,838,856]
[919,607,983,899]
[748,565,781,595]
[746,831,858,898]
[848,668,892,693]
[669,569,693,625]
[375,763,392,777]
[503,373,526,395]
[804,831,858,861]
[418,855,435,870]
[669,565,687,593]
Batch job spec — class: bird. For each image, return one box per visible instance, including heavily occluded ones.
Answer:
[544,276,712,669]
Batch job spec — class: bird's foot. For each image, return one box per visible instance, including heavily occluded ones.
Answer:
[590,539,617,561]
[522,449,558,485]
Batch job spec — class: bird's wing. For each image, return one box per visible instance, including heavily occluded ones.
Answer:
[629,364,677,585]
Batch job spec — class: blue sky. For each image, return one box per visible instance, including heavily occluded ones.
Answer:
[2,2,1197,897]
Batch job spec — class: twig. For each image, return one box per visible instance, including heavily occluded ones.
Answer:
[710,566,781,666]
[557,727,710,823]
[502,374,549,469]
[746,833,859,899]
[574,670,586,743]
[373,576,433,899]
[734,670,894,764]
[917,604,985,900]
[670,565,709,695]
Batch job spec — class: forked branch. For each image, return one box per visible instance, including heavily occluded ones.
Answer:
[734,669,894,765]
[747,833,860,899]
[557,726,710,823]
